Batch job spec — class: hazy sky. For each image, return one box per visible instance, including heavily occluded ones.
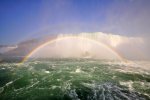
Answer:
[0,0,150,44]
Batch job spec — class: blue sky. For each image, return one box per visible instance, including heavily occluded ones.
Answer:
[0,0,150,44]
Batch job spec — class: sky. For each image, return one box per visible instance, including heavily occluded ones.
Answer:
[0,0,150,44]
[0,0,150,60]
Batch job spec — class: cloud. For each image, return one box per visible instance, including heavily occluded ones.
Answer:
[0,45,18,53]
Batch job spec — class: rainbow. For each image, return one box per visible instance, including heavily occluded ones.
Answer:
[21,35,127,63]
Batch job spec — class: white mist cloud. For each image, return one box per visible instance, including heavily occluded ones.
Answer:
[31,32,147,60]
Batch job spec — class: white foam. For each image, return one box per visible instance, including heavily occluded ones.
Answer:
[75,68,81,73]
[45,71,50,73]
[120,81,134,90]
[6,81,13,86]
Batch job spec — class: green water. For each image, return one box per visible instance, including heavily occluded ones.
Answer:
[0,59,150,100]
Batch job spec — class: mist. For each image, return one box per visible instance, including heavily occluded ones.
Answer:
[30,32,147,60]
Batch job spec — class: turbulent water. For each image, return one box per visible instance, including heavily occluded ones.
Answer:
[0,58,150,100]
